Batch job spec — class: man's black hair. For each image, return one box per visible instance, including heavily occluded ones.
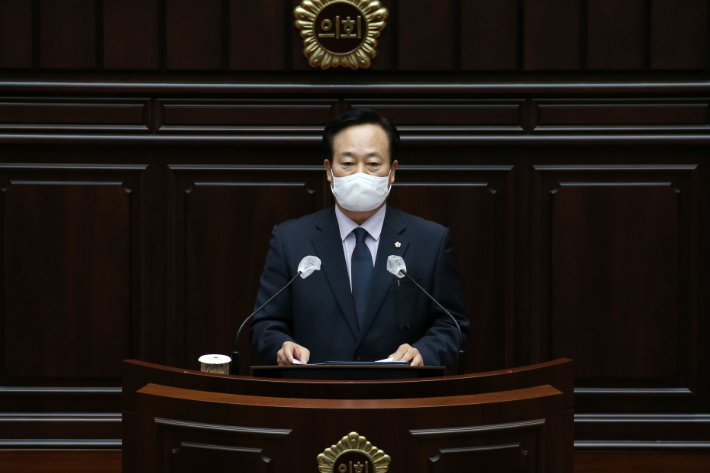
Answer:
[323,108,400,162]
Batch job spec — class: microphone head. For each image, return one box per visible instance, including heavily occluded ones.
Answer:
[298,256,322,279]
[387,255,407,278]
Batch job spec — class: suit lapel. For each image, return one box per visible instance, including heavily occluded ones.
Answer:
[356,207,408,347]
[311,208,359,339]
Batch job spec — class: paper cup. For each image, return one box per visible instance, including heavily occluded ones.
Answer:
[198,354,231,374]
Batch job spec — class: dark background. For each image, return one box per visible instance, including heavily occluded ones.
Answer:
[0,0,709,471]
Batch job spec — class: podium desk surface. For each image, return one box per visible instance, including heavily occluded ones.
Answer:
[123,358,573,411]
[251,364,446,380]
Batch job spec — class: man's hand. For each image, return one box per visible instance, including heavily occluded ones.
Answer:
[389,344,423,366]
[277,341,310,366]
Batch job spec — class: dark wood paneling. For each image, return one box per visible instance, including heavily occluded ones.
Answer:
[575,414,710,442]
[350,100,523,128]
[0,450,121,473]
[524,0,580,70]
[533,165,698,395]
[587,0,644,70]
[409,421,545,473]
[170,166,329,374]
[574,451,710,473]
[0,0,707,74]
[159,100,333,129]
[39,0,96,69]
[651,0,707,70]
[230,0,285,70]
[0,413,121,440]
[3,182,129,378]
[136,383,565,473]
[552,183,680,380]
[166,0,223,70]
[398,0,455,71]
[387,166,514,372]
[0,0,33,68]
[534,101,710,130]
[461,0,518,71]
[0,165,145,382]
[156,416,290,473]
[103,0,159,70]
[0,99,149,130]
[5,449,710,473]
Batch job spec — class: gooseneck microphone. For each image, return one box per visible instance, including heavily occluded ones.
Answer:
[386,255,466,375]
[230,256,321,375]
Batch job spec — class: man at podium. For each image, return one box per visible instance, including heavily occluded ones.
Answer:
[251,109,468,367]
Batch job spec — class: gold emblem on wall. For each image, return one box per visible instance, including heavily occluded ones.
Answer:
[294,0,388,70]
[318,432,390,473]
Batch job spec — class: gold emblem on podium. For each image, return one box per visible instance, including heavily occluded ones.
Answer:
[318,432,390,473]
[294,0,388,70]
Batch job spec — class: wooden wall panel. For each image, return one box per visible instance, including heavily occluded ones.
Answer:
[533,100,710,131]
[0,98,149,131]
[171,166,329,374]
[651,0,707,70]
[350,100,523,129]
[103,0,159,70]
[524,0,580,70]
[0,0,705,74]
[533,165,698,395]
[387,166,514,372]
[0,450,121,473]
[587,0,644,70]
[3,182,129,378]
[0,164,145,384]
[461,0,518,71]
[5,449,710,473]
[0,0,33,68]
[552,184,680,380]
[39,0,96,69]
[166,0,223,70]
[230,0,285,70]
[408,420,545,473]
[574,451,710,473]
[398,0,455,70]
[159,100,333,129]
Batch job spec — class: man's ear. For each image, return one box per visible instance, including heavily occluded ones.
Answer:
[389,160,398,185]
[324,159,333,185]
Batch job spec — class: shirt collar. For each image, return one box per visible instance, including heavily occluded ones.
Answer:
[335,204,387,242]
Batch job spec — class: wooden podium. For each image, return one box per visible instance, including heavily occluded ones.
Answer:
[123,359,573,473]
[251,364,446,379]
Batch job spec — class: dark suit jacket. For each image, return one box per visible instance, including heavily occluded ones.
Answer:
[250,205,469,366]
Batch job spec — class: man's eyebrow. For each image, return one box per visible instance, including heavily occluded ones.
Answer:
[367,151,382,157]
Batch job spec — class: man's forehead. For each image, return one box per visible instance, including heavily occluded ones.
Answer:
[334,124,387,144]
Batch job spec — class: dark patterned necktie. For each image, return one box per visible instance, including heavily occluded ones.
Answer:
[351,227,373,331]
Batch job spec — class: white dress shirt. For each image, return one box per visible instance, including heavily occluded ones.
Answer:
[334,204,386,290]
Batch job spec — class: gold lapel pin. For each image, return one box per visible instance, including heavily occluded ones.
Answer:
[395,242,402,248]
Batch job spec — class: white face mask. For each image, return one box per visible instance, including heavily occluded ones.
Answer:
[330,169,392,212]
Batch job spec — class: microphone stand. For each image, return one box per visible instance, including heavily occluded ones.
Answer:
[230,271,302,375]
[400,270,466,375]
